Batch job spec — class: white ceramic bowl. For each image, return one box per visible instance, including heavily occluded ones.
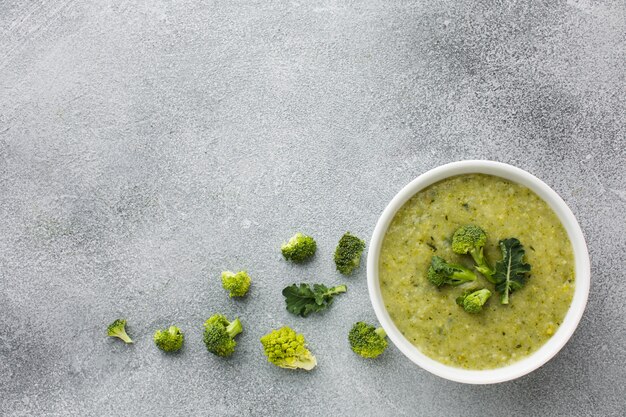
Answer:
[367,160,590,384]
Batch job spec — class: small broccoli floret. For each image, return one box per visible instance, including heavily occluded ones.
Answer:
[260,326,317,370]
[348,322,388,358]
[107,319,133,344]
[427,256,476,287]
[221,270,251,297]
[153,326,184,352]
[452,225,494,279]
[203,314,243,357]
[334,232,366,275]
[281,232,317,263]
[456,288,492,313]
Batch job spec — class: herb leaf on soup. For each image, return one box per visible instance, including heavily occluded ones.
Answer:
[493,238,531,304]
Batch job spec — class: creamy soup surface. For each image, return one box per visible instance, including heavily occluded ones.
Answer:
[379,174,575,369]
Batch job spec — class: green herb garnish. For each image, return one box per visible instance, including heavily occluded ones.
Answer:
[282,283,347,317]
[493,238,531,304]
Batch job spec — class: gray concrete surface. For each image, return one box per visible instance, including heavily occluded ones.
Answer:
[1,0,625,416]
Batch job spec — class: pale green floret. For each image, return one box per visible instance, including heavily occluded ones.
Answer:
[107,319,133,344]
[456,289,492,313]
[348,322,388,359]
[427,256,476,287]
[203,314,243,357]
[153,326,184,352]
[281,232,317,263]
[452,225,495,279]
[334,232,366,275]
[221,270,251,297]
[260,326,317,370]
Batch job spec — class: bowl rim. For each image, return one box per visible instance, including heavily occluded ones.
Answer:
[367,160,590,384]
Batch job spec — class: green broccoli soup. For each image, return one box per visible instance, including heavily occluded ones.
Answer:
[379,174,575,369]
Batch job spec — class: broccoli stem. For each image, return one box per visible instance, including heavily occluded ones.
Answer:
[374,328,387,338]
[226,318,243,338]
[326,285,347,296]
[115,331,133,344]
[322,284,348,298]
[476,263,495,281]
[451,268,476,283]
[470,247,495,281]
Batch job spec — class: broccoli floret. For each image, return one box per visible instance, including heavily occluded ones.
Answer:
[348,322,388,358]
[203,314,243,357]
[427,256,476,287]
[456,288,492,313]
[452,225,494,279]
[281,232,317,263]
[334,232,366,275]
[107,319,133,344]
[221,270,251,297]
[260,326,317,370]
[153,326,184,352]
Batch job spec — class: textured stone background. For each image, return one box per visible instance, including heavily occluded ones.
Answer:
[1,1,624,416]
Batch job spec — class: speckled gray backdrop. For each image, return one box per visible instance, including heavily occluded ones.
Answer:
[1,0,624,416]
